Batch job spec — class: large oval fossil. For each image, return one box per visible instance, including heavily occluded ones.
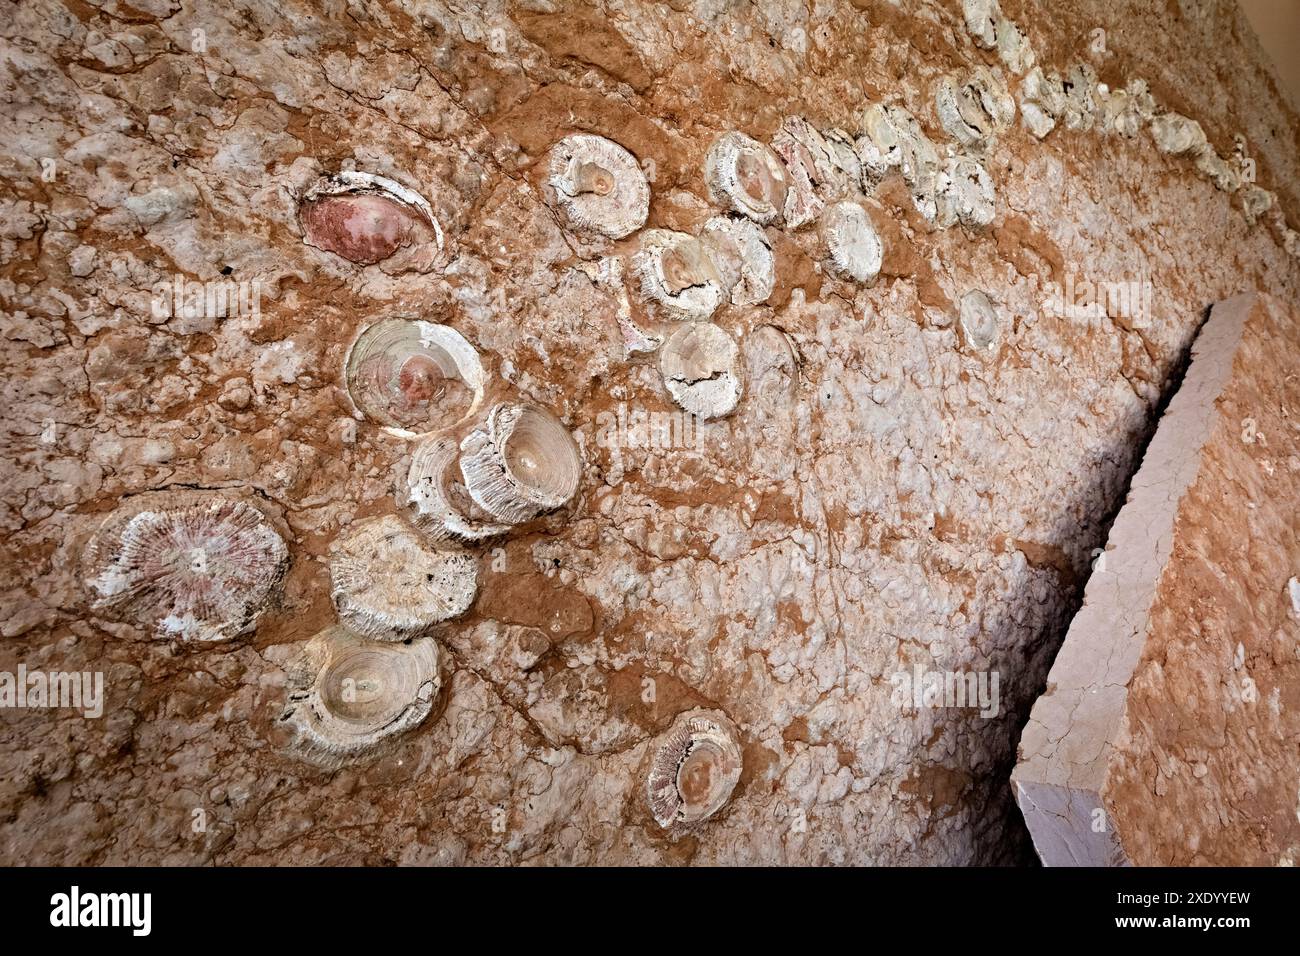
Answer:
[704,131,788,225]
[86,491,288,643]
[281,626,442,767]
[459,403,583,525]
[822,201,883,283]
[959,289,1000,352]
[545,133,650,239]
[647,709,743,830]
[659,321,743,420]
[633,229,725,319]
[345,319,486,438]
[700,215,775,307]
[400,434,513,542]
[299,171,444,266]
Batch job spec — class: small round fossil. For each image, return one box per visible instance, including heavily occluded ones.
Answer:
[345,319,486,438]
[821,201,883,284]
[299,171,444,266]
[329,514,477,640]
[646,709,743,830]
[86,491,288,643]
[633,228,725,318]
[659,321,743,420]
[704,131,788,224]
[771,117,849,229]
[459,403,583,524]
[545,133,650,239]
[281,626,442,768]
[700,215,775,306]
[959,289,1000,351]
[400,434,513,542]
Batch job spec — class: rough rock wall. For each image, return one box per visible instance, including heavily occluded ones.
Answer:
[1,0,1298,865]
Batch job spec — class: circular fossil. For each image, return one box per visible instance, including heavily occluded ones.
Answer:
[329,514,478,641]
[345,319,486,438]
[821,201,883,284]
[545,133,650,238]
[459,403,583,525]
[86,491,288,643]
[633,228,725,319]
[646,709,743,830]
[700,215,775,306]
[704,131,788,225]
[299,171,444,266]
[659,321,743,420]
[400,434,513,542]
[959,289,1000,351]
[281,626,442,767]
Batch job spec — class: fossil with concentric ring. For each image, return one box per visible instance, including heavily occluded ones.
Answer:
[459,403,582,524]
[701,215,775,306]
[544,133,650,239]
[633,229,725,318]
[400,434,513,542]
[704,131,788,225]
[959,289,1000,352]
[659,321,743,420]
[857,103,904,184]
[281,626,442,767]
[858,105,941,221]
[963,0,1000,49]
[937,156,996,228]
[85,491,288,643]
[822,201,883,283]
[935,68,1015,149]
[646,709,743,831]
[299,171,445,268]
[345,319,486,438]
[329,514,477,640]
[771,117,850,229]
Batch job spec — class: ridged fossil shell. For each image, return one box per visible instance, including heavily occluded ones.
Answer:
[344,319,486,438]
[281,626,441,768]
[659,321,743,420]
[994,15,1035,75]
[963,0,1000,49]
[861,105,941,222]
[960,289,1000,351]
[771,117,849,229]
[300,171,444,266]
[86,491,288,642]
[1149,111,1207,157]
[1061,63,1098,131]
[937,156,996,228]
[633,229,725,318]
[857,103,904,183]
[822,201,883,283]
[935,68,1016,148]
[459,403,582,524]
[545,133,650,239]
[400,434,512,542]
[646,709,743,830]
[329,514,477,640]
[1020,67,1066,139]
[701,215,775,306]
[704,131,788,225]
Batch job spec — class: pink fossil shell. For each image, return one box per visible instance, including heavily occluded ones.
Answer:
[299,171,445,266]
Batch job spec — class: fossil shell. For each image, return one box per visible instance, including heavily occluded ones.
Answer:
[935,68,1015,148]
[700,215,775,306]
[857,103,904,184]
[1241,185,1275,226]
[994,15,1035,75]
[1150,111,1207,156]
[545,133,650,239]
[345,319,486,439]
[329,514,477,640]
[704,131,788,225]
[300,171,444,266]
[871,105,941,222]
[1019,67,1066,139]
[822,201,883,283]
[1061,63,1098,132]
[771,117,850,229]
[646,709,743,830]
[281,626,441,767]
[937,156,996,228]
[963,0,1000,49]
[633,228,725,318]
[1193,143,1241,192]
[659,321,743,420]
[459,403,582,524]
[959,289,1000,351]
[86,491,288,642]
[400,434,513,542]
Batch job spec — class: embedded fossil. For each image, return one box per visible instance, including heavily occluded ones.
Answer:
[299,171,444,267]
[1193,143,1242,192]
[994,15,1035,75]
[937,156,996,228]
[963,0,1000,49]
[459,403,583,524]
[1060,64,1099,131]
[633,229,725,318]
[1150,111,1208,156]
[857,103,904,184]
[858,104,941,221]
[959,290,1000,351]
[329,514,477,640]
[1019,67,1067,139]
[824,128,864,190]
[1098,79,1156,138]
[345,319,486,439]
[771,117,850,229]
[86,491,288,643]
[1241,185,1275,226]
[704,131,789,224]
[281,626,442,768]
[822,201,883,283]
[659,321,743,420]
[400,435,513,542]
[700,215,775,306]
[646,709,743,830]
[935,68,1016,148]
[544,133,650,239]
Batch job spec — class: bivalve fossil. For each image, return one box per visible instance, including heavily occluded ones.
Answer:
[1150,111,1208,156]
[633,229,725,318]
[400,435,513,542]
[937,156,996,228]
[646,709,743,830]
[771,117,850,228]
[544,133,650,239]
[659,321,743,420]
[299,171,444,268]
[701,215,775,306]
[704,131,789,224]
[821,201,883,283]
[459,403,583,524]
[935,68,1016,148]
[959,289,1000,352]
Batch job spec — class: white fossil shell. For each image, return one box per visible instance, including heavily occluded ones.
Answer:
[633,228,725,318]
[1193,143,1241,192]
[874,105,942,222]
[857,103,904,183]
[1061,63,1099,131]
[700,215,775,306]
[344,319,486,439]
[823,128,863,188]
[659,321,743,420]
[771,117,849,228]
[937,155,996,228]
[704,131,788,224]
[86,491,288,643]
[959,289,1000,351]
[544,133,650,239]
[400,434,513,542]
[821,201,883,283]
[935,68,1016,148]
[300,171,445,266]
[459,403,583,524]
[963,0,1000,49]
[1150,112,1207,156]
[281,626,441,768]
[646,709,743,830]
[1019,67,1066,139]
[1241,185,1275,226]
[329,514,477,640]
[994,15,1035,75]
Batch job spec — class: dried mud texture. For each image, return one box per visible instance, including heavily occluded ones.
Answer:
[1,0,1299,866]
[1013,293,1300,866]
